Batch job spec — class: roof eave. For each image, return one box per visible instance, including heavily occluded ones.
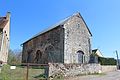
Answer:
[21,25,64,45]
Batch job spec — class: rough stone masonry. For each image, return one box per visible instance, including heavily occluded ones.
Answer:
[22,12,93,77]
[0,12,10,64]
[22,12,92,64]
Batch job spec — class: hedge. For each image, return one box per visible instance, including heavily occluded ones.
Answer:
[98,57,117,65]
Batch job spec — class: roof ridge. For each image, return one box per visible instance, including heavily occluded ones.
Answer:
[22,12,80,44]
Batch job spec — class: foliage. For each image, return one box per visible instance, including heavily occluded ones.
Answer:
[7,49,22,65]
[98,57,117,65]
[0,65,11,80]
[0,64,45,80]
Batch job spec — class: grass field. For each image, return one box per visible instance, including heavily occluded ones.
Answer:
[0,65,45,80]
[1,64,105,80]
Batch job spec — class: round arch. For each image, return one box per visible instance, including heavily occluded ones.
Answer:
[34,50,42,63]
[77,50,84,64]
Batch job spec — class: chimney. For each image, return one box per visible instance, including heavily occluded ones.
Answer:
[6,12,11,20]
[73,12,81,18]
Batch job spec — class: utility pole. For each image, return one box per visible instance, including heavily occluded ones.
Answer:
[115,50,119,69]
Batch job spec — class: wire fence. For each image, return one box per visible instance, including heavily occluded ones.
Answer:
[0,62,49,80]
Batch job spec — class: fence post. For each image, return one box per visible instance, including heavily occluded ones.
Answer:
[26,63,29,80]
[44,65,49,79]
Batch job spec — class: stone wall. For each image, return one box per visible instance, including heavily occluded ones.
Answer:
[48,63,101,77]
[101,65,117,73]
[48,63,117,78]
[0,29,3,50]
[22,26,64,64]
[0,12,10,63]
[64,14,92,63]
[22,13,92,64]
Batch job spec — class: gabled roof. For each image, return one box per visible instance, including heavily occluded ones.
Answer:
[92,49,98,54]
[92,49,103,57]
[22,12,92,44]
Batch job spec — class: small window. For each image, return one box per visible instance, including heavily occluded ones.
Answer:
[77,24,80,28]
[67,30,69,37]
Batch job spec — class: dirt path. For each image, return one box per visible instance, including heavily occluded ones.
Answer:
[64,70,120,80]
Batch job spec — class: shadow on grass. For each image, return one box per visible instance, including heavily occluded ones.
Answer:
[34,74,47,79]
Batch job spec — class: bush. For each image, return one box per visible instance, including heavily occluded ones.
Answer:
[98,57,117,65]
[8,49,22,65]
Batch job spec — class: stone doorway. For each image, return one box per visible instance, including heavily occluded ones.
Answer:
[77,50,84,64]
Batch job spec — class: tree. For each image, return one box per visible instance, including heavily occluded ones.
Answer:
[13,49,22,64]
[7,49,22,65]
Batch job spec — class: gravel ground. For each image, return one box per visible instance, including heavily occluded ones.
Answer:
[65,70,120,80]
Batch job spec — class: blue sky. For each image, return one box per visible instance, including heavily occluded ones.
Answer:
[0,0,120,58]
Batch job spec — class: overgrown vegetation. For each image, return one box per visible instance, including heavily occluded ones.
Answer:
[0,64,45,80]
[7,49,22,65]
[98,57,117,65]
[49,74,64,80]
[1,48,46,79]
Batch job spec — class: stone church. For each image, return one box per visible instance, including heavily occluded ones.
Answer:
[22,12,92,64]
[0,12,10,63]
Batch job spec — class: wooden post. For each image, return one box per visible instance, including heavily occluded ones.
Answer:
[26,63,29,80]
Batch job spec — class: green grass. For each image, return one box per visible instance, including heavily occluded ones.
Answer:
[0,65,105,80]
[0,64,45,80]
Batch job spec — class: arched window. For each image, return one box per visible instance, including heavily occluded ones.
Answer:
[77,50,84,64]
[34,50,42,63]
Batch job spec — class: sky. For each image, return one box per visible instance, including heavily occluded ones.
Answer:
[0,0,120,58]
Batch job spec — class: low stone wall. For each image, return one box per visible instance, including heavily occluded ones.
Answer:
[101,65,117,73]
[48,63,101,77]
[48,63,117,77]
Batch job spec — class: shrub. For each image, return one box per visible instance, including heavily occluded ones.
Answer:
[98,57,117,65]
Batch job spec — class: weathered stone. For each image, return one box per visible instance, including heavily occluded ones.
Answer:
[22,12,92,64]
[22,26,64,64]
[0,12,10,63]
[101,65,117,73]
[48,63,101,77]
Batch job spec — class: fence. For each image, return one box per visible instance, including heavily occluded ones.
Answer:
[0,62,49,80]
[0,62,118,80]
